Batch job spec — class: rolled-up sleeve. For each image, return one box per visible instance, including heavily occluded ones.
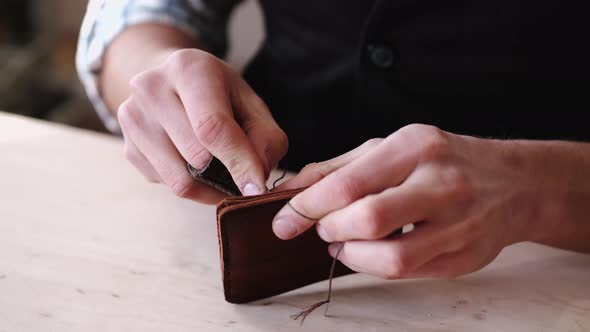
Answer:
[76,0,240,133]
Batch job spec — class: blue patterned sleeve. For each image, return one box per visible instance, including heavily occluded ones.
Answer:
[76,0,240,133]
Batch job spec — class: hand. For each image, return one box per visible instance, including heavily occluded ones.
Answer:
[117,49,288,203]
[272,124,542,279]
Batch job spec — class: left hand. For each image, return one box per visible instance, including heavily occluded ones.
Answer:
[272,124,543,279]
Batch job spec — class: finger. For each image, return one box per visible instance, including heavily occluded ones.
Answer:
[316,182,435,243]
[123,138,161,183]
[173,57,267,195]
[118,99,226,204]
[317,163,450,242]
[231,76,288,175]
[278,138,384,191]
[328,223,464,279]
[403,244,499,279]
[140,130,227,204]
[130,72,212,170]
[272,133,418,240]
[119,99,161,183]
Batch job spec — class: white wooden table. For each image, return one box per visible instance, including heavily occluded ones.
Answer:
[1,112,589,332]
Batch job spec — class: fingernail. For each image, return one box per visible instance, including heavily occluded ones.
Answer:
[273,218,297,240]
[328,242,344,258]
[316,223,331,242]
[243,183,263,196]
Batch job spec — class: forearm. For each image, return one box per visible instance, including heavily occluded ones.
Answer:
[101,23,204,114]
[508,139,590,252]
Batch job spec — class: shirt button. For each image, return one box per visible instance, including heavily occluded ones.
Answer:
[368,44,395,68]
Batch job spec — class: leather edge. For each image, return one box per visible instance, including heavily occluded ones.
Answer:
[216,188,306,303]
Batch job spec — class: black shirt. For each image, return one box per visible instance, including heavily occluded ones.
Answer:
[242,0,589,170]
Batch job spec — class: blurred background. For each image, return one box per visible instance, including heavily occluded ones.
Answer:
[0,0,263,133]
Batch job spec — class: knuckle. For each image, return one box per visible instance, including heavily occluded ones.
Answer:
[192,51,220,68]
[168,49,221,75]
[383,247,411,279]
[274,128,289,155]
[397,124,450,160]
[251,94,270,111]
[398,123,438,136]
[362,138,383,151]
[436,165,474,204]
[224,155,249,183]
[195,112,228,148]
[357,200,387,239]
[129,71,164,97]
[394,123,423,138]
[332,174,363,205]
[169,173,195,198]
[117,100,142,129]
[263,126,289,166]
[300,160,337,182]
[168,49,198,71]
[301,162,319,174]
[301,162,324,178]
[420,128,451,160]
[316,162,334,179]
[184,140,211,169]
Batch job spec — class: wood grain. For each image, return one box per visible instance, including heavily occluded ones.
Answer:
[0,112,589,331]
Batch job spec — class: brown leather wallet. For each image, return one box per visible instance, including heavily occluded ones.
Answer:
[216,189,354,303]
[188,158,354,303]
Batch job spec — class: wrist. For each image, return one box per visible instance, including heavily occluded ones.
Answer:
[488,139,541,245]
[496,139,590,249]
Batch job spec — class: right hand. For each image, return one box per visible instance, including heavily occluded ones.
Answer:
[117,49,288,204]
